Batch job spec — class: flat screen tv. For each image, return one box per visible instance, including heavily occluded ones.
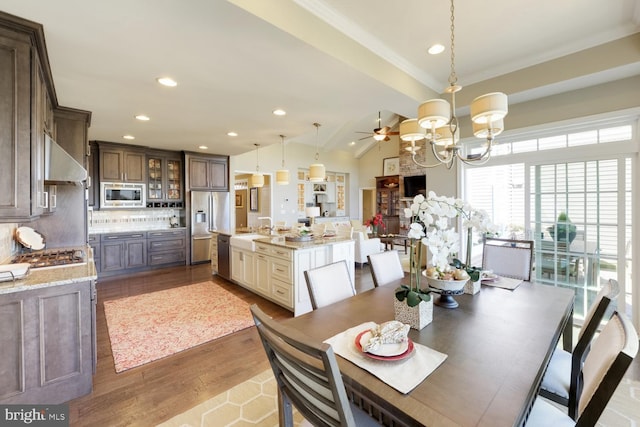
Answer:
[403,175,426,198]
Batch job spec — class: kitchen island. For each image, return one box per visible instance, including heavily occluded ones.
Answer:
[0,248,97,404]
[216,231,354,316]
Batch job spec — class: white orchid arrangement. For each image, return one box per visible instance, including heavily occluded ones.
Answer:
[405,191,498,274]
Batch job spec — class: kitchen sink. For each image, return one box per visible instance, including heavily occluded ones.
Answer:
[229,234,263,252]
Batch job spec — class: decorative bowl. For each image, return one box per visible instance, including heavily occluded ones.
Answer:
[423,275,468,292]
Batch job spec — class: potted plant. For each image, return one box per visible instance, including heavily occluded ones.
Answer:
[548,212,577,244]
[364,213,385,236]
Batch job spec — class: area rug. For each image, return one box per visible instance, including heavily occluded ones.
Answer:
[158,371,639,427]
[157,370,304,427]
[104,282,255,373]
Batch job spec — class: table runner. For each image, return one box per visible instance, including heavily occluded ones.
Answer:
[325,321,447,394]
[482,275,523,290]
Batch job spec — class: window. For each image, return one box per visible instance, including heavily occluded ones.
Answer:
[462,118,636,324]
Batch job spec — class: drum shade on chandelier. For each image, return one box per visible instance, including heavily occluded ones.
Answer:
[402,0,508,168]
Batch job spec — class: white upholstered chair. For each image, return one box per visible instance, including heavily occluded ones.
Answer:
[539,279,619,407]
[482,237,534,281]
[304,260,356,310]
[368,250,404,288]
[353,231,383,268]
[526,311,638,426]
[250,304,381,427]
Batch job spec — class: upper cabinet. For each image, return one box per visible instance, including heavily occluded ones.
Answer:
[146,150,183,207]
[99,144,145,183]
[185,153,229,191]
[0,14,54,221]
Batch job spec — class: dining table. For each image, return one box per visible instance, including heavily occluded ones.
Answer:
[283,279,575,427]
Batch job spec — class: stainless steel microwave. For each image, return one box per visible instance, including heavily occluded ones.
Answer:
[100,182,146,208]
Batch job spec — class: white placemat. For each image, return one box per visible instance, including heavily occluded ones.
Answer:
[482,275,522,290]
[324,321,447,394]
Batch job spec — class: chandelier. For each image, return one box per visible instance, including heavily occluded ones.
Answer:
[402,0,508,168]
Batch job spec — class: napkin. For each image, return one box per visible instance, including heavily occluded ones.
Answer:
[324,321,447,394]
[482,275,522,290]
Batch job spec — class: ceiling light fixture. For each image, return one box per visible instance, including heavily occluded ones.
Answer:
[123,135,135,140]
[249,143,264,188]
[135,114,150,121]
[308,122,325,183]
[227,131,238,137]
[428,44,445,55]
[199,145,208,150]
[403,0,508,169]
[276,134,290,185]
[156,77,177,87]
[272,109,286,116]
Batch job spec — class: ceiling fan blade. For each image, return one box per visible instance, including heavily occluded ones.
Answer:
[378,126,391,134]
[355,131,373,134]
[358,135,372,141]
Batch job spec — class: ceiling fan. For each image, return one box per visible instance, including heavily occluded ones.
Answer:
[356,111,399,142]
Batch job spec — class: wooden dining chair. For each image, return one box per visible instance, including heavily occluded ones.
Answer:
[250,304,381,427]
[526,310,638,426]
[368,250,404,288]
[482,237,534,281]
[539,279,619,407]
[304,260,356,309]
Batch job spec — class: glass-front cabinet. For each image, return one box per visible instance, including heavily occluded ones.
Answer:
[147,153,183,207]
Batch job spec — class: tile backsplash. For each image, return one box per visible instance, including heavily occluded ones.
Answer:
[0,223,17,263]
[89,209,184,233]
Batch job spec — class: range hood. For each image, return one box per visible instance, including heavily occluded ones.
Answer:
[44,134,88,184]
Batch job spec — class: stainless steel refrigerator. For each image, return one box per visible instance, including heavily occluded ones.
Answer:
[190,191,230,264]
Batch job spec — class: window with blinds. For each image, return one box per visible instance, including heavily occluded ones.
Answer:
[462,119,635,323]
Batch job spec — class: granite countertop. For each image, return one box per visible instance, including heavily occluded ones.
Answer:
[253,235,354,250]
[89,226,187,236]
[0,245,97,294]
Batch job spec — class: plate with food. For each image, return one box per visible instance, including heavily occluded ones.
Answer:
[355,321,414,361]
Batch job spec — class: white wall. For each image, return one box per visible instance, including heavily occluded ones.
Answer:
[230,142,359,227]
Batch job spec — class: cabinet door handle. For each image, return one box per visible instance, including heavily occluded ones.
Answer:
[276,290,284,295]
[275,268,285,273]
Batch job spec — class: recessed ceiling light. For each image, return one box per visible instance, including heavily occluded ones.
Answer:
[428,44,445,55]
[135,115,150,121]
[199,145,208,150]
[349,141,356,146]
[227,131,238,137]
[156,77,177,87]
[272,109,286,116]
[123,135,135,140]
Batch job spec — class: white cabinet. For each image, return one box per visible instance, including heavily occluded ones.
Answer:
[254,252,270,296]
[255,242,294,308]
[231,247,254,289]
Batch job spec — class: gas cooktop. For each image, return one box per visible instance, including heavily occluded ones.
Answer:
[12,249,86,269]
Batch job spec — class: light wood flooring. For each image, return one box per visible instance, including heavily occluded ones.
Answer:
[68,263,639,426]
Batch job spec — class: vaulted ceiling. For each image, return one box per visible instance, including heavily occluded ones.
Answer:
[1,0,639,157]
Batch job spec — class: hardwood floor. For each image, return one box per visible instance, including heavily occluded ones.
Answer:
[68,263,638,426]
[68,263,375,426]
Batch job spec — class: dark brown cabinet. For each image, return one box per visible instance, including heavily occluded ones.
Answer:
[0,281,95,404]
[186,153,229,191]
[0,20,47,220]
[100,232,147,274]
[147,151,183,207]
[376,175,400,234]
[147,229,187,266]
[99,145,145,183]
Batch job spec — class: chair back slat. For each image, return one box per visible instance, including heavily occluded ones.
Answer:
[368,251,404,288]
[251,304,357,426]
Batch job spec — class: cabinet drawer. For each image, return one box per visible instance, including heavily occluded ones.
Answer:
[270,247,293,261]
[271,278,293,308]
[147,229,185,239]
[101,232,146,241]
[255,243,271,255]
[270,259,292,282]
[148,237,185,252]
[148,250,185,266]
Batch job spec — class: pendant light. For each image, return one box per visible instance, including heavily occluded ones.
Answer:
[275,134,290,185]
[249,143,264,188]
[402,0,508,168]
[309,122,325,182]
